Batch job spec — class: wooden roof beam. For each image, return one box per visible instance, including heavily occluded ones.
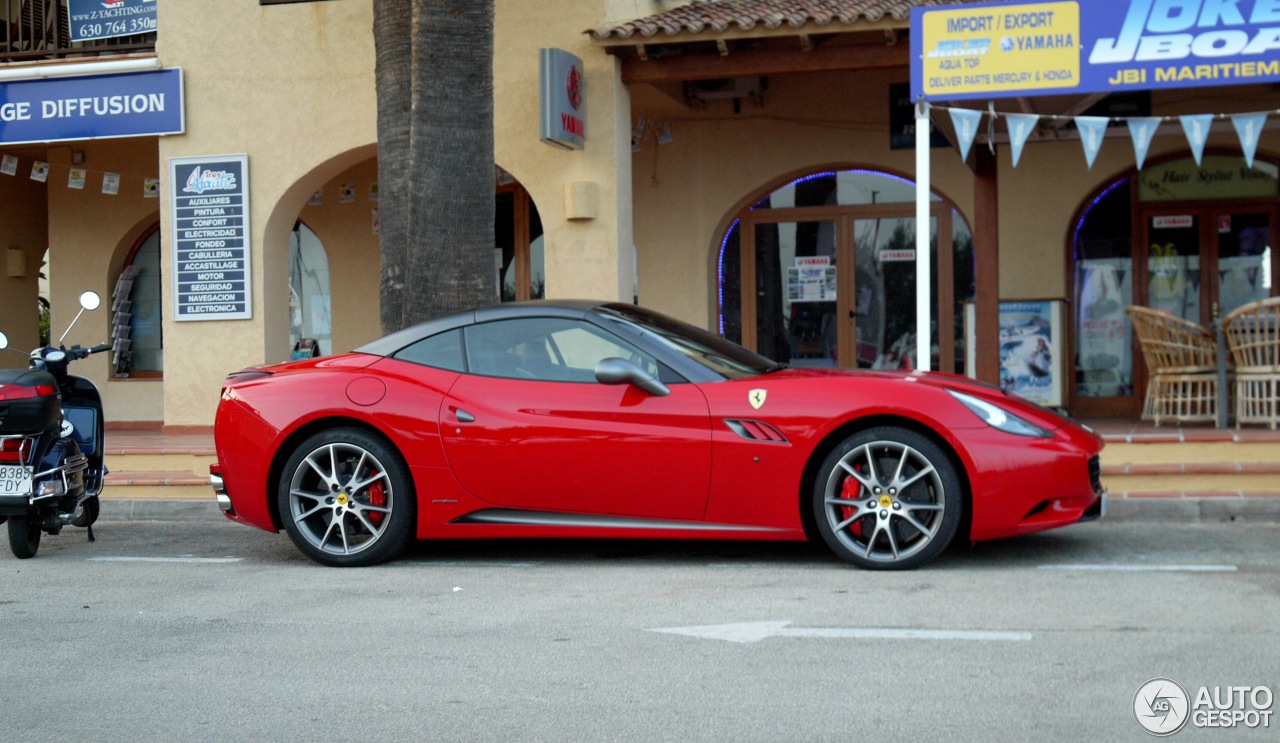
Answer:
[621,41,908,84]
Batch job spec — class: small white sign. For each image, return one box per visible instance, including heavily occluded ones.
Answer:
[1153,215,1193,229]
[880,249,916,263]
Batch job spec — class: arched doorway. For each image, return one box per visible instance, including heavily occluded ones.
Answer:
[288,221,332,357]
[114,226,164,377]
[495,171,545,302]
[718,167,974,372]
[1070,153,1279,417]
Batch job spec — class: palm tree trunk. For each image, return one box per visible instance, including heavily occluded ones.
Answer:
[374,0,412,333]
[375,0,495,334]
[405,0,495,324]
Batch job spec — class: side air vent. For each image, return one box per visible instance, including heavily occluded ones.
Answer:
[723,419,789,444]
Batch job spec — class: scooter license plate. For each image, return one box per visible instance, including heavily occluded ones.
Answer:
[0,465,33,496]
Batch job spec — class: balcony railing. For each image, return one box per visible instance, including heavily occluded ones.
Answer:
[1,0,156,64]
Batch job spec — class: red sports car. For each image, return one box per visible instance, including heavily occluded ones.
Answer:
[211,301,1105,568]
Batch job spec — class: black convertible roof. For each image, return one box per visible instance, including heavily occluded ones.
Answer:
[354,299,613,357]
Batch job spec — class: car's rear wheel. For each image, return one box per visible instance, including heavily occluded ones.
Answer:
[278,428,415,567]
[813,427,961,570]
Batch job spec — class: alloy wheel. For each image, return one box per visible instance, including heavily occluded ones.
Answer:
[821,439,947,564]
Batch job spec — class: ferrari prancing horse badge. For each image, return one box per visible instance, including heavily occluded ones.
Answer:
[749,389,767,409]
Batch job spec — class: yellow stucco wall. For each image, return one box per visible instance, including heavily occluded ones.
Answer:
[629,66,978,328]
[142,0,634,426]
[7,0,1279,430]
[296,157,383,354]
[0,168,47,368]
[44,138,164,421]
[154,0,381,426]
[495,0,634,303]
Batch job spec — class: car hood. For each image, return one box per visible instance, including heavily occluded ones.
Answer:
[760,367,1079,433]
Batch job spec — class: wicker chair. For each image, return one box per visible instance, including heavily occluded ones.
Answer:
[1222,297,1280,430]
[1125,305,1221,426]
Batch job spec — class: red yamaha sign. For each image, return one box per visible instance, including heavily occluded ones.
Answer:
[540,48,586,150]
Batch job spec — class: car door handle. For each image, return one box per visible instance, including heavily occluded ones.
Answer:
[455,409,476,423]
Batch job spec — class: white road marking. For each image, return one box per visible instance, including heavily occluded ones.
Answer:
[1039,564,1237,572]
[650,621,1032,644]
[89,557,242,563]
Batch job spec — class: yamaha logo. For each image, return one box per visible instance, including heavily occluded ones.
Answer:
[566,65,583,110]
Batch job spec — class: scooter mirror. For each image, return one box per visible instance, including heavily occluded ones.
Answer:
[0,331,8,350]
[79,291,101,311]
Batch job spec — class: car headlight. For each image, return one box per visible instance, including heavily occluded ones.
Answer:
[947,390,1052,438]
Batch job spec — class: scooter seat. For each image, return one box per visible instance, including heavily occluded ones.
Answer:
[0,368,57,389]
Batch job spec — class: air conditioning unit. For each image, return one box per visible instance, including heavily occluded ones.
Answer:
[686,77,764,104]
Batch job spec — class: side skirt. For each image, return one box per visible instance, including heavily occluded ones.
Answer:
[452,508,792,534]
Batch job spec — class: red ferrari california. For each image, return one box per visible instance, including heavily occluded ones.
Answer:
[211,301,1105,568]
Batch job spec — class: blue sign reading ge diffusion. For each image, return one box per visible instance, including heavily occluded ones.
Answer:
[68,0,158,43]
[0,68,183,146]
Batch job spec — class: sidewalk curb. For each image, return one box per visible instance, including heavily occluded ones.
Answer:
[1105,498,1280,523]
[100,499,224,522]
[96,498,1280,524]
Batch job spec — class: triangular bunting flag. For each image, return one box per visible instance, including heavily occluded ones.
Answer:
[1126,117,1161,170]
[1005,113,1038,167]
[1180,114,1214,166]
[1076,116,1110,170]
[1231,112,1267,168]
[948,107,983,163]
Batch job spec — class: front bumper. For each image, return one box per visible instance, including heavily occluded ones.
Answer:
[962,429,1106,542]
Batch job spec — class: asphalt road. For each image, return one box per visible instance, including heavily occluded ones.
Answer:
[2,519,1277,742]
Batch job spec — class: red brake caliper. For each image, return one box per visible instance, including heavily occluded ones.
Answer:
[367,472,386,527]
[840,470,865,537]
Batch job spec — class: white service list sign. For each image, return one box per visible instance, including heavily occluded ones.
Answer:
[170,154,252,321]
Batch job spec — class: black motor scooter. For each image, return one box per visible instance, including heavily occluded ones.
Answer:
[0,291,110,558]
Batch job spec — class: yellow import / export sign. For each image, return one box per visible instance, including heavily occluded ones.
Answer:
[921,2,1080,98]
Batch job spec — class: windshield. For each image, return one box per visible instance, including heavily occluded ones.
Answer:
[596,304,778,380]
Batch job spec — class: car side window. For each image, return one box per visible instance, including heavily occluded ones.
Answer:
[391,329,466,372]
[464,318,660,382]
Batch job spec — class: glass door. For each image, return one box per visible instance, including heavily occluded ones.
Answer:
[1214,211,1272,320]
[1141,208,1276,327]
[746,219,841,366]
[852,215,943,370]
[1144,213,1203,323]
[740,210,950,371]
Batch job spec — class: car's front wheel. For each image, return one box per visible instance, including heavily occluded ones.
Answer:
[813,427,962,570]
[278,428,416,567]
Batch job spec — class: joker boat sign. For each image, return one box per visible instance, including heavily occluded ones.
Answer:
[1091,0,1280,64]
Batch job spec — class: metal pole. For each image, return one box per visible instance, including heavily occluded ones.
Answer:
[915,99,932,372]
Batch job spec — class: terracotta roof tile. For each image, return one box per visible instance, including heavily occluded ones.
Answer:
[590,0,980,41]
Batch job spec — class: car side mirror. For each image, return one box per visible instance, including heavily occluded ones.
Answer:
[594,357,670,397]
